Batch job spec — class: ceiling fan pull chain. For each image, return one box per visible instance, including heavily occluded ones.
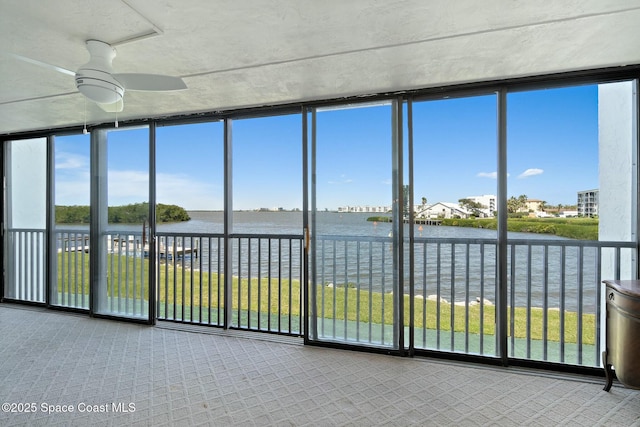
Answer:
[114,90,119,128]
[83,97,88,134]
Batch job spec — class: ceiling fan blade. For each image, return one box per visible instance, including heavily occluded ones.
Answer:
[1,51,75,76]
[97,99,124,113]
[113,73,187,91]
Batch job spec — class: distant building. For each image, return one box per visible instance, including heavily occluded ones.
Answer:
[524,199,544,213]
[416,202,469,219]
[559,210,578,218]
[466,194,496,217]
[337,205,390,213]
[577,189,599,217]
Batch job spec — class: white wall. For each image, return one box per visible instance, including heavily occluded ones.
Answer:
[598,80,637,362]
[598,81,636,275]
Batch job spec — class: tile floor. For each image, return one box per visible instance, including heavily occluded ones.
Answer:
[0,304,639,426]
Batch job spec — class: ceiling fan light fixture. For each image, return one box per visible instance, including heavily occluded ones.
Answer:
[75,68,124,104]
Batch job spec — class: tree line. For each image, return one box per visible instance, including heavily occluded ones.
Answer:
[55,203,190,224]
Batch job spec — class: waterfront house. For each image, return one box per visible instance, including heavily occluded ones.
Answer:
[416,202,470,219]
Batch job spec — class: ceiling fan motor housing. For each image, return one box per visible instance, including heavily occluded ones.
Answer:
[75,40,124,104]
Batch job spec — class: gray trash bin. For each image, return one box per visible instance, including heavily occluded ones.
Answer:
[602,280,640,391]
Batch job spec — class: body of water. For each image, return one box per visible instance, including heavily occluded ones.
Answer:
[57,211,605,312]
[169,212,593,312]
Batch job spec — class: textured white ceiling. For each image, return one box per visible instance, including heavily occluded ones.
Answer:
[1,0,639,134]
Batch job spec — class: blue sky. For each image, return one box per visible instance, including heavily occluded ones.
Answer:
[54,84,599,210]
[410,85,598,207]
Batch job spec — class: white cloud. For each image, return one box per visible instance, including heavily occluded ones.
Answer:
[55,168,221,210]
[477,171,497,179]
[107,170,149,201]
[328,174,353,184]
[477,171,511,179]
[54,152,91,205]
[55,151,89,170]
[55,172,91,205]
[518,168,544,179]
[156,172,220,210]
[107,170,220,209]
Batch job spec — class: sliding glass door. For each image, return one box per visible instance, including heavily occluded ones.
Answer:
[232,113,303,333]
[410,94,498,356]
[310,101,399,349]
[92,126,152,321]
[506,82,637,366]
[155,121,225,325]
[52,133,91,309]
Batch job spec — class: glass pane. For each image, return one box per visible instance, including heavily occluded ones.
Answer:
[506,82,636,366]
[232,114,303,231]
[4,138,47,302]
[94,126,150,319]
[53,133,91,309]
[312,102,395,347]
[411,95,498,356]
[155,121,224,325]
[232,114,303,334]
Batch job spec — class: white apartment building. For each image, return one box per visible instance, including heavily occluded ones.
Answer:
[337,206,391,213]
[466,194,496,216]
[577,189,599,217]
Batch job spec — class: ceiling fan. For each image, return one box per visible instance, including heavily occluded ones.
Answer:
[75,39,187,112]
[8,39,187,113]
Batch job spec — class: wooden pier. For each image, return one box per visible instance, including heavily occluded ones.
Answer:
[406,218,442,226]
[57,236,90,253]
[59,235,199,259]
[155,240,199,259]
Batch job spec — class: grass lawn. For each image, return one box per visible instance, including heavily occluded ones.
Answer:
[56,253,596,345]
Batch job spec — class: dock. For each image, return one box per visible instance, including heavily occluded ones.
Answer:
[377,218,443,226]
[403,218,442,226]
[59,235,199,259]
[57,236,90,253]
[413,218,442,226]
[154,240,199,259]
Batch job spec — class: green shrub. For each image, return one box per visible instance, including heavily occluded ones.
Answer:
[440,217,597,240]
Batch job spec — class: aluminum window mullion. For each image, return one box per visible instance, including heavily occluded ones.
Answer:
[407,98,415,355]
[497,88,509,366]
[223,118,233,329]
